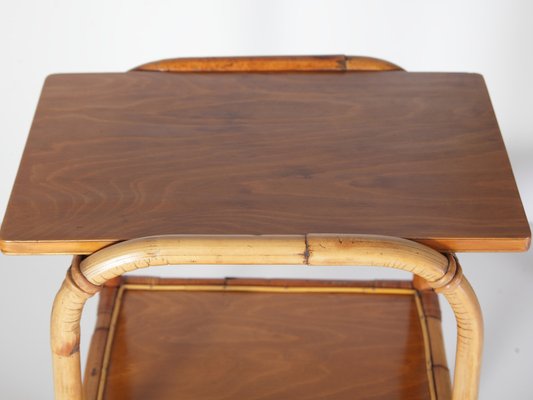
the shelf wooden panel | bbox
[85,278,447,400]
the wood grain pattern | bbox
[1,71,529,254]
[90,278,441,400]
[133,54,403,72]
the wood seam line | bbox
[341,55,347,71]
[303,235,311,264]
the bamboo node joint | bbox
[431,254,464,293]
[69,256,101,295]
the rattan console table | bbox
[0,55,529,400]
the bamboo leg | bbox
[306,236,483,400]
[413,256,483,400]
[51,256,101,400]
[436,256,483,400]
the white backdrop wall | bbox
[0,1,532,398]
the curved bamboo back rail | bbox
[132,55,404,72]
[51,234,482,400]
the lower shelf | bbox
[85,277,451,400]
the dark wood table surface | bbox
[0,71,529,254]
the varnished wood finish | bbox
[133,54,404,72]
[85,277,444,400]
[51,234,481,400]
[1,71,529,254]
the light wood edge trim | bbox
[132,55,403,72]
[90,282,435,400]
[0,239,114,255]
[414,236,531,253]
[2,235,529,255]
[51,234,482,400]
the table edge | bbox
[0,236,530,255]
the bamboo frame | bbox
[51,234,483,400]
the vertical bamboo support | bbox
[51,234,483,400]
[51,256,101,400]
[435,256,483,400]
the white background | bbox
[1,1,532,398]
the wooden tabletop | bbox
[0,71,529,254]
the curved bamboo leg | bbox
[435,256,483,400]
[306,235,483,400]
[51,256,101,400]
[51,234,482,400]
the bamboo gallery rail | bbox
[50,234,483,400]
